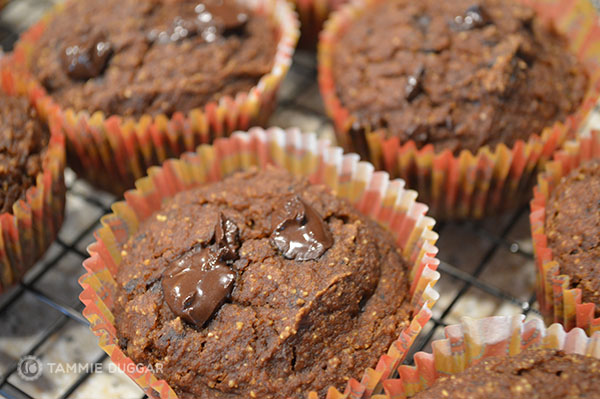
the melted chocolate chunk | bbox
[147,0,248,44]
[215,213,240,261]
[405,66,425,102]
[270,196,333,261]
[61,32,112,80]
[162,215,241,328]
[162,247,235,327]
[451,4,490,31]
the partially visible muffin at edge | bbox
[28,0,278,118]
[0,94,50,213]
[113,167,413,398]
[545,159,600,316]
[413,348,600,399]
[331,0,588,154]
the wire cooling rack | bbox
[0,1,598,398]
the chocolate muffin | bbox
[331,0,588,154]
[113,167,413,398]
[29,0,278,118]
[413,349,600,398]
[0,95,50,213]
[545,159,600,314]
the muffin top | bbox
[0,95,49,214]
[29,0,277,118]
[545,159,600,314]
[113,167,412,398]
[331,0,587,154]
[413,349,600,399]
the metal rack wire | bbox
[0,0,577,398]
[407,208,539,361]
[0,174,115,399]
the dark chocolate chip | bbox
[61,32,112,80]
[405,66,425,102]
[162,247,235,328]
[270,196,333,261]
[215,212,240,261]
[451,4,490,31]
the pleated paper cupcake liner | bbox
[78,126,441,398]
[333,315,600,399]
[294,0,348,48]
[530,129,600,334]
[14,0,299,196]
[0,64,66,293]
[318,0,600,220]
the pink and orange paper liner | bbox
[312,315,600,399]
[0,64,66,293]
[530,129,600,334]
[14,0,299,196]
[79,126,441,398]
[318,0,600,219]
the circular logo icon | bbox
[17,355,43,381]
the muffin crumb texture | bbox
[113,167,412,398]
[0,95,49,213]
[545,159,600,315]
[413,349,600,398]
[332,0,588,153]
[30,0,277,118]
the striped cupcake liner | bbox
[294,0,348,48]
[325,315,600,399]
[78,126,441,398]
[530,129,600,334]
[318,0,600,220]
[14,0,299,196]
[0,64,66,293]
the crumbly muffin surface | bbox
[30,0,277,118]
[545,159,600,314]
[113,167,412,398]
[414,349,600,399]
[332,0,587,154]
[0,95,49,213]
